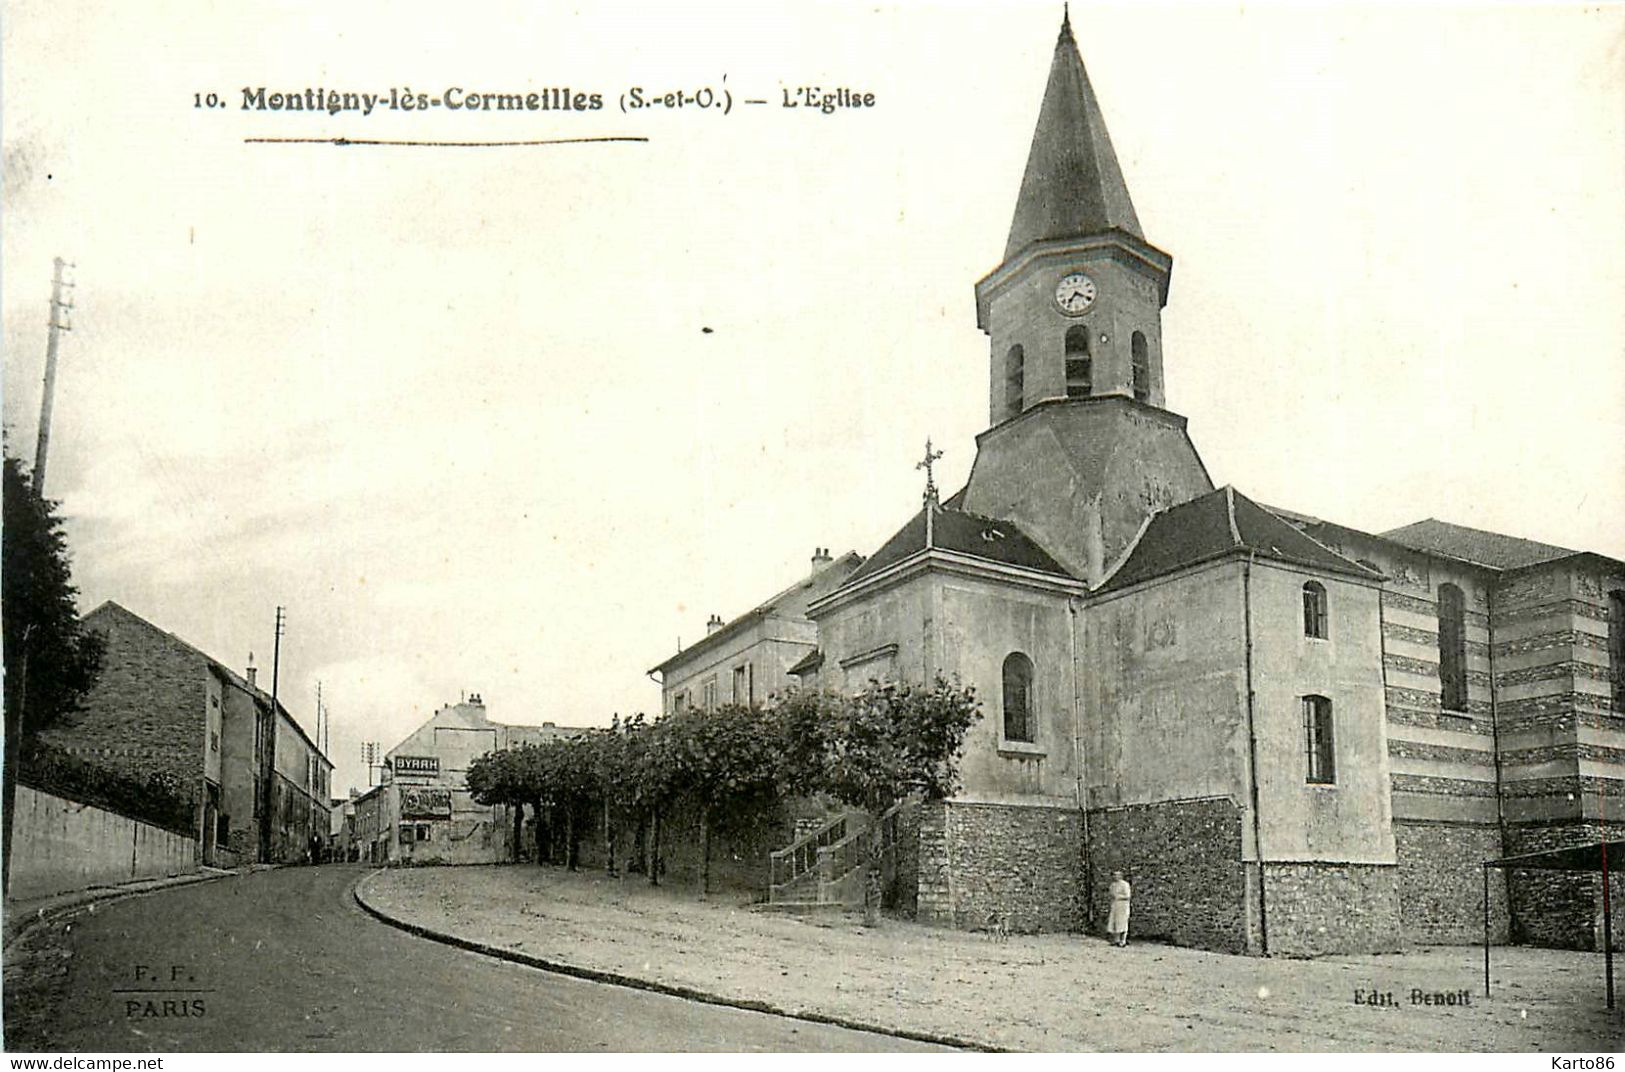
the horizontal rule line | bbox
[243,135,650,148]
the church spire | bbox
[1004,11,1143,259]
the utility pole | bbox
[259,606,286,862]
[33,257,75,495]
[271,606,286,715]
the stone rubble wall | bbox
[1393,820,1510,944]
[1085,796,1248,953]
[916,799,1083,933]
[1263,861,1403,956]
[1504,820,1625,951]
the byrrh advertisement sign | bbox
[392,755,440,775]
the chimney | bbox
[246,654,258,689]
[706,613,724,635]
[811,546,833,575]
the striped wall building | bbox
[1286,518,1625,949]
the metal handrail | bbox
[769,816,847,886]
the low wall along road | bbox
[7,784,197,900]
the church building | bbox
[658,14,1625,956]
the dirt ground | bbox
[361,864,1622,1052]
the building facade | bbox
[360,696,590,866]
[649,549,863,714]
[46,601,332,867]
[660,15,1624,955]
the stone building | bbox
[48,601,333,866]
[659,14,1624,955]
[360,696,590,865]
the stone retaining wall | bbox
[1263,862,1403,956]
[1505,820,1625,951]
[1086,796,1247,953]
[1393,820,1510,944]
[915,800,1082,933]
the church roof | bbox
[843,505,1075,587]
[1379,519,1578,571]
[1004,12,1143,260]
[1098,487,1379,594]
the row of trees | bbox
[466,678,981,916]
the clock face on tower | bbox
[1055,272,1097,315]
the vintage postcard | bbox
[3,0,1622,1058]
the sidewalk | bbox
[3,865,251,953]
[359,864,1621,1052]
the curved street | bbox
[3,865,943,1052]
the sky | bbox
[4,1,1623,798]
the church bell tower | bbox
[974,12,1173,425]
[960,13,1211,585]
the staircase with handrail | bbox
[765,799,909,909]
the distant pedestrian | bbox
[1107,871,1132,947]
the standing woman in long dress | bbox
[1107,871,1132,947]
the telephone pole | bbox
[33,258,75,495]
[259,606,286,862]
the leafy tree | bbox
[538,735,599,871]
[511,743,553,865]
[469,678,975,912]
[473,736,603,869]
[467,746,530,862]
[785,678,980,922]
[661,703,784,895]
[622,715,681,885]
[584,719,633,875]
[2,451,104,892]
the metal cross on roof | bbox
[917,437,944,507]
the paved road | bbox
[5,865,944,1052]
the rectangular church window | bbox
[1302,581,1328,639]
[1303,695,1334,784]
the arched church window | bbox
[1131,332,1150,402]
[1002,652,1035,743]
[1303,695,1335,784]
[1005,345,1025,416]
[1438,584,1468,712]
[1302,581,1328,639]
[1065,326,1092,398]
